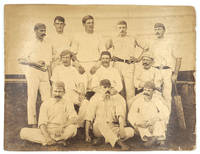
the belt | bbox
[113,57,131,64]
[154,66,171,69]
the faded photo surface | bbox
[4,5,196,151]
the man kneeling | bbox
[85,79,134,150]
[128,81,169,147]
[20,81,78,146]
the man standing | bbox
[72,15,106,90]
[85,79,134,150]
[106,20,147,104]
[128,81,169,147]
[20,81,78,146]
[18,23,52,127]
[149,23,182,114]
[90,51,123,94]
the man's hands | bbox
[54,126,64,138]
[45,136,56,145]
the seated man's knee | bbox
[125,127,135,138]
[20,127,30,139]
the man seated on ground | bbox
[20,81,78,146]
[85,79,134,150]
[128,81,169,147]
[90,51,123,95]
[51,50,87,127]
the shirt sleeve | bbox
[38,102,49,127]
[112,69,123,92]
[51,67,60,82]
[128,99,141,127]
[115,95,126,120]
[154,68,162,89]
[66,102,78,120]
[91,70,100,90]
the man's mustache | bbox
[144,92,150,96]
[143,63,149,66]
[155,32,160,35]
[54,96,62,99]
[41,34,46,37]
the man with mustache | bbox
[18,23,52,128]
[85,79,134,150]
[105,20,148,107]
[72,15,106,90]
[90,51,122,94]
[128,81,169,147]
[134,52,162,96]
[20,81,78,146]
[149,23,182,114]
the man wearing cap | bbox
[149,23,182,114]
[134,52,162,96]
[90,51,123,94]
[106,20,148,105]
[20,81,78,146]
[128,81,169,147]
[72,15,106,90]
[51,50,87,127]
[18,23,52,128]
[85,79,134,150]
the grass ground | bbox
[4,82,196,151]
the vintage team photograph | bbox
[4,4,196,151]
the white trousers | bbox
[113,62,135,108]
[137,120,167,141]
[25,68,51,125]
[20,125,77,145]
[93,121,134,147]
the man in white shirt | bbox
[20,81,78,146]
[106,20,148,105]
[72,15,106,90]
[85,79,134,150]
[128,81,169,147]
[18,23,52,127]
[90,51,123,94]
[149,23,182,114]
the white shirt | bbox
[134,67,162,89]
[38,97,77,128]
[128,93,169,127]
[73,32,105,62]
[149,37,177,69]
[48,32,72,60]
[86,93,126,124]
[23,38,52,66]
[91,65,123,92]
[51,65,82,91]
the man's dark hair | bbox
[60,50,72,58]
[117,20,127,27]
[100,51,112,59]
[34,23,46,31]
[82,15,94,25]
[154,23,165,31]
[54,16,65,23]
[100,79,111,88]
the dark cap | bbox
[154,23,165,30]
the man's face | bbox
[154,27,165,39]
[52,86,65,100]
[117,24,127,37]
[84,19,94,33]
[54,19,65,34]
[61,54,71,67]
[101,55,111,68]
[142,57,153,70]
[35,27,46,40]
[143,87,154,100]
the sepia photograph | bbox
[4,4,196,151]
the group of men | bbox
[19,15,182,150]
